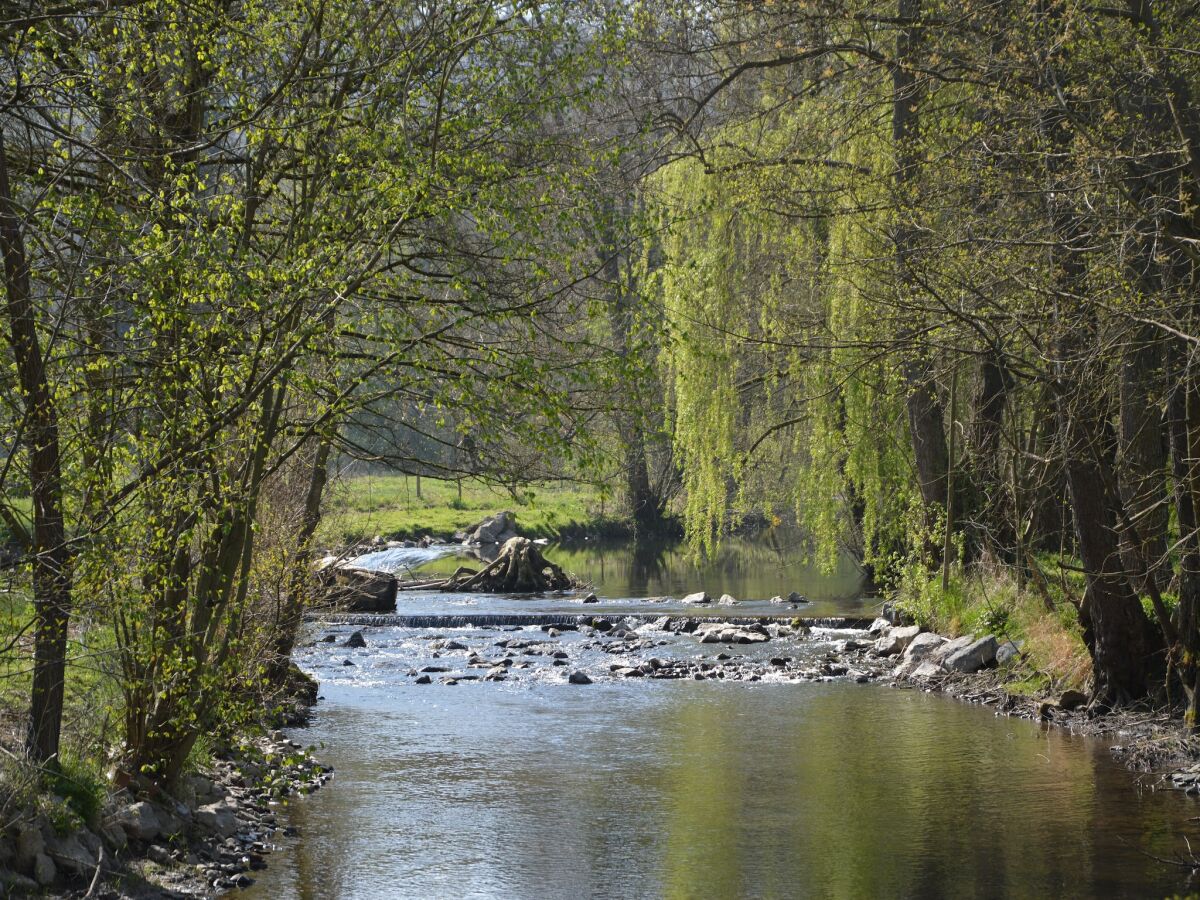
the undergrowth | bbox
[895,555,1092,693]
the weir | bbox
[308,612,875,630]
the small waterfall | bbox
[348,544,460,573]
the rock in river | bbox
[344,630,367,649]
[695,623,770,645]
[682,591,711,604]
[568,671,593,685]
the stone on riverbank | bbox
[114,801,166,842]
[195,801,240,839]
[996,640,1023,666]
[903,632,947,662]
[457,511,518,546]
[872,625,920,657]
[45,832,97,876]
[867,617,891,635]
[943,635,998,673]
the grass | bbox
[0,576,120,835]
[320,474,607,544]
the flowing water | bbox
[243,536,1200,899]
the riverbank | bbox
[321,475,612,544]
[829,615,1200,790]
[0,700,331,897]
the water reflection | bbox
[404,530,868,607]
[244,682,1197,900]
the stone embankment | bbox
[0,733,331,897]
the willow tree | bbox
[638,0,1198,706]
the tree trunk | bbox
[1057,386,1159,704]
[893,0,950,518]
[1169,351,1200,726]
[601,198,664,534]
[271,436,333,684]
[1118,325,1169,590]
[963,351,1015,562]
[0,134,72,765]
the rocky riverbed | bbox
[302,614,895,693]
[302,610,1200,799]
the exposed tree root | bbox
[398,537,578,593]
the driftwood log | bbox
[398,537,577,593]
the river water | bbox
[242,538,1200,899]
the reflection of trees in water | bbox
[629,538,670,596]
[412,529,867,600]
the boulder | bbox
[194,801,240,839]
[45,832,97,876]
[681,591,711,604]
[996,640,1023,666]
[461,511,518,546]
[14,822,44,871]
[695,623,770,645]
[33,852,55,886]
[320,566,397,613]
[0,871,38,894]
[867,617,891,635]
[872,625,921,657]
[910,661,945,680]
[717,593,739,605]
[113,801,164,842]
[344,630,367,649]
[930,634,975,665]
[770,591,807,604]
[1058,689,1089,711]
[99,823,127,852]
[568,671,592,685]
[582,593,599,604]
[944,635,998,673]
[902,632,947,662]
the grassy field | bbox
[320,474,609,543]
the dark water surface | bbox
[245,539,1200,899]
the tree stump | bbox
[397,537,577,593]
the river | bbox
[242,537,1200,899]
